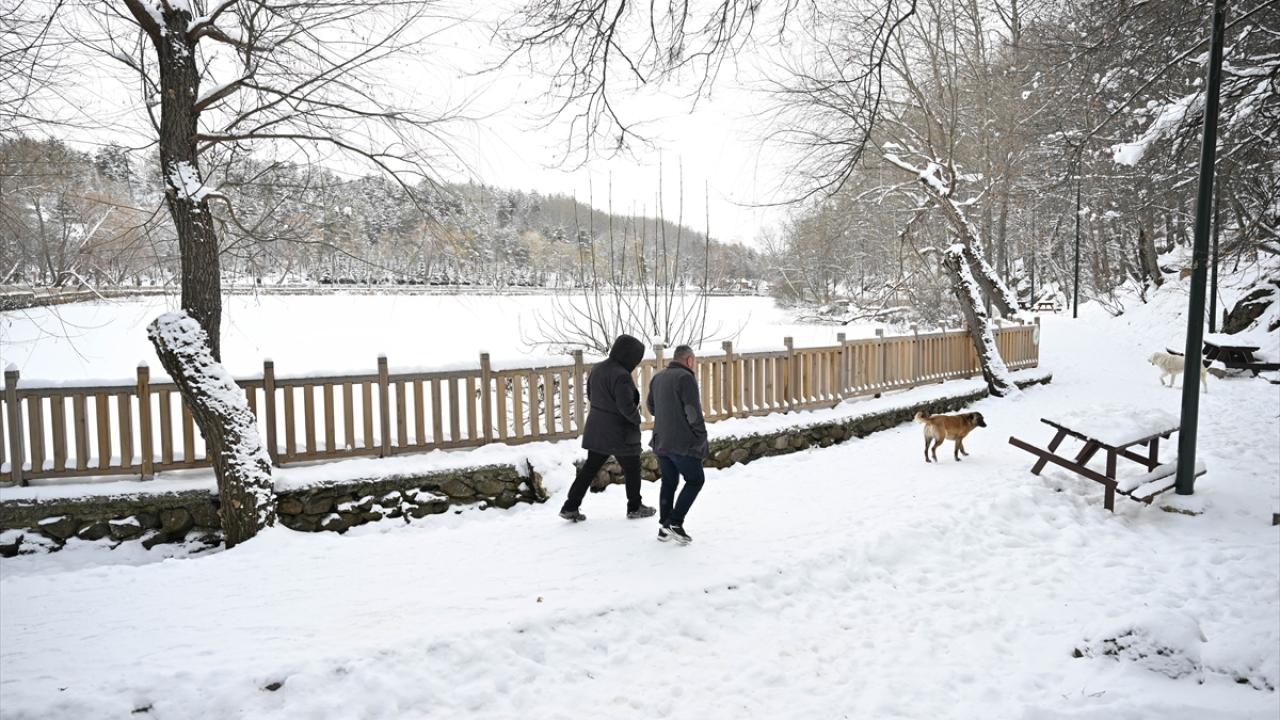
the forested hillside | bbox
[0,137,763,291]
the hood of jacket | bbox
[607,334,646,372]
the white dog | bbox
[1148,351,1208,393]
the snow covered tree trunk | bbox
[151,3,223,360]
[1138,227,1163,288]
[943,245,1018,397]
[148,312,275,548]
[886,156,1025,319]
[932,195,1023,318]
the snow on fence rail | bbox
[1,322,1039,485]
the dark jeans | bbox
[562,451,643,512]
[658,454,705,527]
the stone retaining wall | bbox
[275,463,545,533]
[0,463,545,557]
[0,489,223,555]
[585,374,1052,491]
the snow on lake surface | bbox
[0,283,1277,719]
[0,293,879,383]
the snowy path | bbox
[2,306,1278,719]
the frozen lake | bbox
[1,293,876,383]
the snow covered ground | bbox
[1,289,1277,719]
[0,293,880,383]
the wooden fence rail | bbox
[1,321,1040,485]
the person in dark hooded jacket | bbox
[559,334,657,521]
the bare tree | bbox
[503,1,1042,394]
[526,174,728,353]
[881,154,1022,318]
[0,0,67,135]
[0,137,160,288]
[91,0,459,356]
[48,0,467,545]
[771,0,1026,392]
[503,0,930,353]
[500,0,815,163]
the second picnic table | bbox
[1008,408,1206,511]
[1202,336,1280,377]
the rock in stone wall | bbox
[0,489,223,556]
[0,463,546,556]
[583,374,1051,490]
[274,464,546,533]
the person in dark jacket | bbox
[645,344,708,545]
[559,334,657,522]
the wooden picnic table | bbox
[1020,299,1059,312]
[1008,410,1205,511]
[1202,338,1279,376]
[1164,338,1279,378]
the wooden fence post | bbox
[911,324,921,384]
[262,360,279,466]
[722,340,736,417]
[377,355,391,458]
[479,352,493,443]
[1004,321,1014,368]
[5,367,23,486]
[778,335,788,409]
[874,328,886,397]
[1032,316,1041,367]
[572,349,585,432]
[942,328,952,380]
[836,332,847,401]
[137,364,154,480]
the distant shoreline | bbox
[0,285,764,312]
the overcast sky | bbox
[421,3,795,249]
[37,1,797,249]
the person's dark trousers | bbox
[562,451,643,513]
[658,454,705,527]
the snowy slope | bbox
[0,291,1276,719]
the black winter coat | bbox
[646,361,709,459]
[581,334,646,456]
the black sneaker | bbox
[627,504,656,519]
[668,525,692,545]
[657,525,672,542]
[559,509,586,522]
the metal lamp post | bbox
[1209,185,1221,333]
[1176,0,1228,496]
[1073,173,1081,319]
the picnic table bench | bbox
[1008,409,1206,511]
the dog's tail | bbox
[913,411,928,423]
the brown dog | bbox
[914,411,987,463]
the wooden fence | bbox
[1,321,1039,485]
